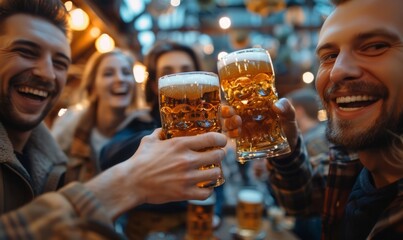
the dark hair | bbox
[144,41,202,104]
[0,0,69,35]
[286,88,322,121]
[331,0,351,6]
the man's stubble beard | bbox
[0,99,52,132]
[326,107,403,152]
[0,73,58,132]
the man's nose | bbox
[329,51,363,83]
[32,56,56,81]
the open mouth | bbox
[335,95,379,111]
[17,86,49,101]
[110,85,130,96]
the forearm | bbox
[267,136,323,215]
[84,161,143,220]
[87,130,228,220]
[0,182,119,239]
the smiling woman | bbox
[51,48,144,182]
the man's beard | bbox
[0,97,51,132]
[326,108,403,151]
[0,73,56,132]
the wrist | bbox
[85,162,143,220]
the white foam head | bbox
[238,189,263,204]
[158,71,219,89]
[217,48,269,70]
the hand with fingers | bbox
[220,99,300,154]
[220,104,242,138]
[272,98,300,152]
[86,128,228,220]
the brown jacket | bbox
[0,122,121,239]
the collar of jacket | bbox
[0,121,68,195]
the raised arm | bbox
[85,128,227,219]
[267,98,326,216]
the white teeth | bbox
[112,86,129,94]
[339,107,361,112]
[18,87,49,98]
[336,95,375,104]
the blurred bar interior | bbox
[50,0,334,126]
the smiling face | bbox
[151,50,197,97]
[315,0,403,150]
[94,53,135,110]
[0,14,71,132]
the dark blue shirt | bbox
[343,168,398,239]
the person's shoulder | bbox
[51,103,88,134]
[117,109,156,132]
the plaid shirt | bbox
[267,136,403,239]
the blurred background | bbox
[49,0,334,125]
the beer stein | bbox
[158,71,225,187]
[217,48,291,162]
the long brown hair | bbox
[331,0,352,6]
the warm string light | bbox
[66,2,116,53]
[133,63,148,83]
[64,1,73,11]
[95,34,115,53]
[219,16,231,30]
[302,71,314,84]
[69,8,89,31]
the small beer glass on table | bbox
[232,187,266,239]
[186,194,216,240]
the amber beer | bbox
[217,48,290,162]
[186,194,215,240]
[236,188,264,237]
[158,71,225,188]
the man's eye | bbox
[362,42,389,55]
[122,68,133,76]
[181,66,194,72]
[103,71,114,77]
[54,60,69,70]
[319,53,338,63]
[14,48,36,57]
[161,71,174,76]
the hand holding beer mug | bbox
[159,71,225,188]
[217,48,291,162]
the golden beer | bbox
[217,48,290,162]
[186,195,215,240]
[159,71,225,188]
[236,188,264,237]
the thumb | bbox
[273,98,300,150]
[273,98,296,121]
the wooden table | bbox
[213,216,299,240]
[143,209,299,240]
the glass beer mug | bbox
[158,71,225,188]
[236,187,265,239]
[217,48,291,162]
[186,194,216,240]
